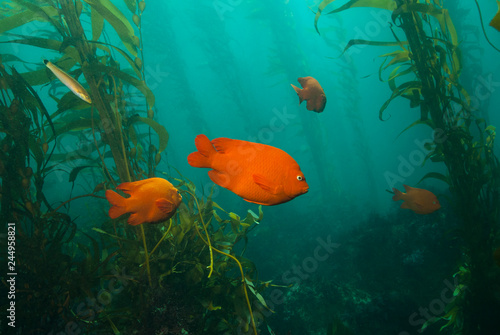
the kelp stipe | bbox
[314,0,500,333]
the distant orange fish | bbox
[490,1,500,32]
[291,76,327,113]
[105,178,182,225]
[187,134,309,205]
[392,185,440,214]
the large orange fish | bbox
[291,76,327,113]
[187,134,309,205]
[392,185,440,215]
[105,178,182,225]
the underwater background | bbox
[1,0,500,334]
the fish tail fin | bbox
[392,188,404,201]
[105,190,127,218]
[290,84,304,104]
[188,134,216,168]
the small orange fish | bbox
[392,185,440,215]
[490,1,500,32]
[105,178,182,225]
[187,134,309,206]
[291,76,327,113]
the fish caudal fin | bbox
[188,134,216,168]
[290,84,304,104]
[105,190,127,219]
[392,188,404,201]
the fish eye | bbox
[297,175,304,181]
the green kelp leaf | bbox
[28,136,44,167]
[339,39,407,56]
[379,81,421,120]
[381,50,410,70]
[1,34,81,63]
[245,278,274,312]
[0,53,27,63]
[315,0,397,33]
[395,119,435,141]
[85,63,154,107]
[89,40,142,79]
[128,116,168,153]
[326,0,396,14]
[69,165,98,183]
[91,5,105,43]
[83,0,138,57]
[123,0,137,13]
[16,0,65,36]
[314,0,336,34]
[8,67,56,141]
[418,172,450,185]
[0,10,39,34]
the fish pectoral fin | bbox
[414,202,425,210]
[208,170,231,188]
[156,198,174,213]
[127,213,144,226]
[400,201,410,209]
[253,174,282,194]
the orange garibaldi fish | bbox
[105,178,182,225]
[392,185,440,215]
[291,76,327,113]
[187,134,309,206]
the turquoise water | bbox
[1,0,500,334]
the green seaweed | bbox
[0,1,267,334]
[315,0,500,333]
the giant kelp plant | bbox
[315,0,500,333]
[0,1,270,334]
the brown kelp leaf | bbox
[315,0,397,34]
[132,14,140,27]
[138,1,146,13]
[83,0,138,57]
[128,116,168,153]
[134,57,142,70]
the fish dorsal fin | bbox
[117,179,151,195]
[253,174,282,194]
[211,138,237,154]
[297,77,308,87]
[403,184,413,192]
[156,198,174,214]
